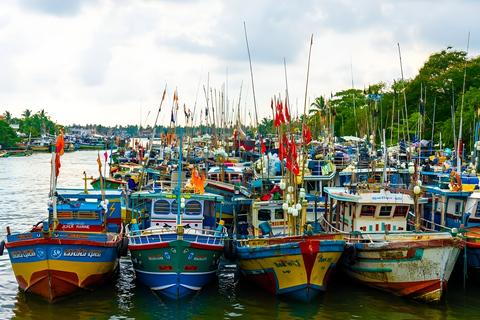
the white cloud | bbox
[0,0,479,128]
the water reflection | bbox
[4,151,480,319]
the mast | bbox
[458,32,470,171]
[138,85,167,190]
[300,34,314,190]
[431,97,436,143]
[176,129,184,240]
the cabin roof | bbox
[425,186,474,197]
[208,166,244,174]
[324,187,413,205]
[129,190,225,202]
[56,188,123,199]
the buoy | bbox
[450,171,462,191]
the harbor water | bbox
[2,151,480,319]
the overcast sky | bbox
[0,0,478,128]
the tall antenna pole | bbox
[350,55,357,138]
[398,43,411,158]
[243,22,262,171]
[300,35,314,189]
[457,31,470,171]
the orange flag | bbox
[97,153,102,173]
[54,130,65,177]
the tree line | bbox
[3,47,480,151]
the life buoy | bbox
[450,171,462,191]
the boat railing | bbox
[128,227,224,245]
[147,180,188,193]
[331,156,351,170]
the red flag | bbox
[278,100,285,123]
[291,137,297,160]
[306,126,312,144]
[274,109,280,127]
[286,155,292,170]
[284,98,290,122]
[261,140,266,154]
[279,141,285,160]
[104,151,108,163]
[270,98,273,110]
[292,161,300,175]
[283,133,289,151]
[303,123,312,145]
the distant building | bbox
[69,126,94,136]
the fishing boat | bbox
[29,136,52,152]
[323,186,464,302]
[126,130,227,300]
[91,176,127,189]
[127,190,226,300]
[235,200,345,302]
[3,150,126,302]
[78,136,107,150]
[422,184,480,280]
[204,164,254,219]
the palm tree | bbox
[2,111,11,123]
[22,109,32,119]
[37,109,48,120]
[309,96,326,113]
[308,96,326,139]
[260,117,274,135]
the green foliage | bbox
[0,119,19,148]
[306,47,480,154]
[259,117,274,135]
[2,111,11,123]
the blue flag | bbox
[419,99,424,116]
[171,111,175,123]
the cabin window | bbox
[475,203,480,218]
[153,200,170,214]
[171,201,178,213]
[360,205,376,216]
[394,206,409,217]
[258,209,271,221]
[185,201,202,216]
[378,206,392,217]
[274,208,284,220]
[230,173,239,180]
[455,202,461,216]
